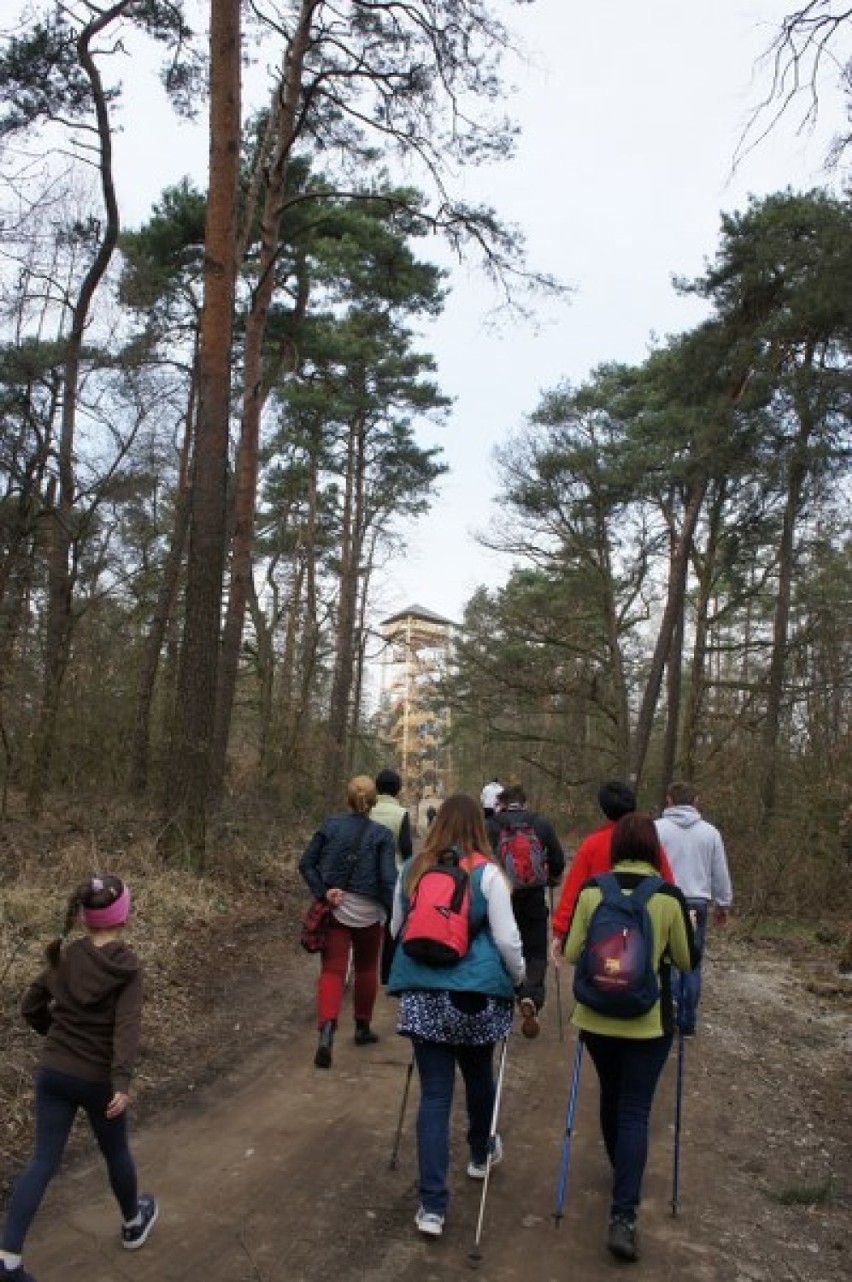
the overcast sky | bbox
[110,1,850,629]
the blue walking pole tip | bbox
[468,1247,483,1266]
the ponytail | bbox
[45,884,86,969]
[44,873,127,968]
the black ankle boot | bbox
[314,1021,335,1068]
[607,1214,639,1262]
[354,1020,379,1046]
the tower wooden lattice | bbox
[379,604,454,804]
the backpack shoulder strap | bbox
[499,810,526,831]
[628,874,664,909]
[460,852,490,890]
[594,872,621,901]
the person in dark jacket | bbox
[299,775,397,1069]
[387,794,525,1238]
[486,784,566,1038]
[371,769,413,987]
[0,875,157,1282]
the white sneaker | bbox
[415,1206,445,1237]
[467,1134,503,1179]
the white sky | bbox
[107,0,850,627]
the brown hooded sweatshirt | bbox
[20,937,143,1092]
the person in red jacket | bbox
[550,781,675,956]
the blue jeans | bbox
[2,1069,138,1253]
[675,899,708,1032]
[583,1032,673,1219]
[412,1039,496,1216]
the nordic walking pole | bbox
[468,1035,510,1266]
[552,1035,583,1226]
[548,886,565,1043]
[389,1050,415,1170]
[671,976,686,1215]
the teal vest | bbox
[387,858,515,999]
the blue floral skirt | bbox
[397,989,513,1045]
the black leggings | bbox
[512,889,549,1008]
[2,1068,138,1253]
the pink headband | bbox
[81,884,131,930]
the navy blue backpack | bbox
[572,873,663,1018]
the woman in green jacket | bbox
[560,812,698,1263]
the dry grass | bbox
[0,801,308,1198]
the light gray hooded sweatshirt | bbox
[654,805,733,906]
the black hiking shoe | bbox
[315,1021,335,1068]
[0,1265,37,1281]
[354,1021,379,1045]
[607,1214,639,1262]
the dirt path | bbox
[18,932,852,1282]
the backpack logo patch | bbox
[572,874,663,1017]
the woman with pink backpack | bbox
[387,794,525,1238]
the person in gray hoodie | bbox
[655,782,733,1034]
[1,874,157,1282]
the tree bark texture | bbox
[210,4,315,803]
[760,364,814,818]
[325,413,367,804]
[162,0,241,862]
[629,479,707,791]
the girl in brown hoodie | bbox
[0,875,158,1282]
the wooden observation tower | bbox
[379,604,454,804]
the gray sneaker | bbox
[607,1213,639,1261]
[467,1133,504,1179]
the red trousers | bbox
[317,918,383,1027]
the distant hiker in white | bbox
[479,779,503,819]
[654,782,733,1035]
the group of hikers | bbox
[0,770,732,1280]
[296,769,732,1260]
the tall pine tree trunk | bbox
[661,560,685,808]
[598,514,631,774]
[630,480,706,791]
[27,5,130,817]
[129,351,196,794]
[210,5,314,803]
[325,414,367,805]
[162,0,241,863]
[760,366,813,818]
[682,483,725,779]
